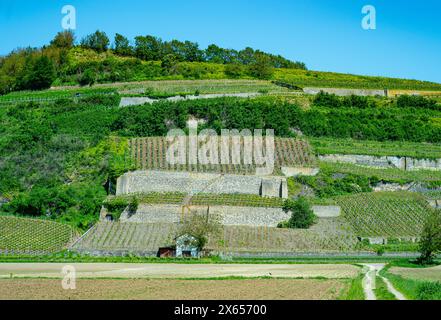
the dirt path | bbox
[362,264,406,300]
[362,264,379,300]
[0,263,359,279]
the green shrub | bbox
[281,197,316,229]
[417,282,441,300]
[79,68,96,86]
[397,95,438,110]
[224,64,245,78]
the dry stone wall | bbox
[120,204,289,227]
[303,87,386,97]
[120,204,341,226]
[116,170,288,198]
[319,154,441,171]
[119,93,261,107]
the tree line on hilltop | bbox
[0,30,307,94]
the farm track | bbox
[0,263,359,279]
[362,264,406,300]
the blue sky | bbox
[1,0,440,83]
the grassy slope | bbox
[339,274,365,300]
[382,268,441,300]
[374,276,397,300]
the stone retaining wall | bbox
[303,87,386,97]
[120,203,341,226]
[120,204,289,227]
[319,154,441,171]
[119,93,261,107]
[311,206,341,218]
[116,170,288,198]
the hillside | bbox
[0,215,77,254]
[2,30,441,97]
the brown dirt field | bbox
[0,278,348,300]
[389,265,441,282]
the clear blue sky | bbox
[1,0,440,83]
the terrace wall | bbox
[116,170,288,198]
[303,87,386,97]
[120,204,341,226]
[319,154,441,171]
[120,204,289,227]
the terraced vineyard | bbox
[72,218,358,254]
[106,192,285,209]
[424,190,441,200]
[320,161,441,183]
[336,192,431,238]
[0,87,116,105]
[273,68,441,91]
[0,216,77,254]
[129,137,316,175]
[72,222,176,253]
[209,218,358,252]
[115,79,290,95]
[310,137,441,159]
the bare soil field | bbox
[0,278,347,300]
[0,263,360,279]
[389,265,441,282]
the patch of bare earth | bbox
[0,279,347,300]
[389,266,441,282]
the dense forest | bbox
[0,30,306,94]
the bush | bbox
[224,64,244,78]
[295,171,373,198]
[417,282,441,300]
[397,95,438,110]
[79,68,96,86]
[248,53,274,80]
[281,197,316,229]
[313,91,341,108]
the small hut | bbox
[175,234,199,258]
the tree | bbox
[161,54,179,74]
[418,209,441,265]
[81,30,110,53]
[177,212,222,250]
[114,33,132,56]
[281,197,317,229]
[79,68,96,86]
[224,63,244,78]
[248,53,274,79]
[238,47,256,65]
[182,41,204,62]
[134,35,163,61]
[50,30,75,49]
[18,55,56,90]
